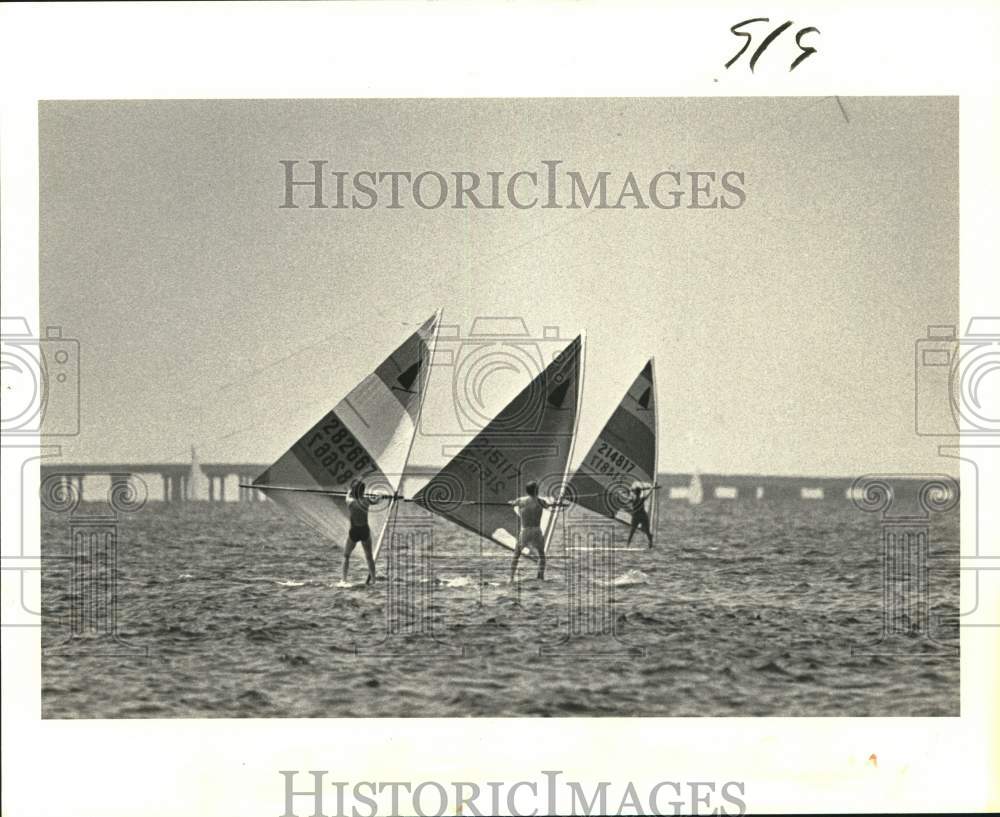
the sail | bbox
[252,313,439,552]
[412,336,582,555]
[567,359,658,528]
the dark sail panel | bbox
[412,337,582,554]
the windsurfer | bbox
[508,480,551,581]
[626,485,654,548]
[344,480,378,585]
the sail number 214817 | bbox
[589,441,637,476]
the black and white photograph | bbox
[1,4,997,816]
[33,97,960,718]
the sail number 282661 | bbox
[302,415,373,484]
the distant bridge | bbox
[38,462,268,503]
[36,463,941,504]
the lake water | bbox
[41,494,960,718]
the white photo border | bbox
[1,2,997,815]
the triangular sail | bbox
[252,314,439,554]
[567,358,658,528]
[412,336,582,555]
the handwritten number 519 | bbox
[726,18,819,72]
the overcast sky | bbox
[39,97,958,476]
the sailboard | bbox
[566,358,659,530]
[411,336,582,557]
[251,313,439,559]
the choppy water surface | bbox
[41,498,959,717]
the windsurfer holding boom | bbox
[343,480,379,585]
[508,480,553,582]
[626,485,655,548]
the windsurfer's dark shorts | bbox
[630,511,650,531]
[348,525,371,542]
